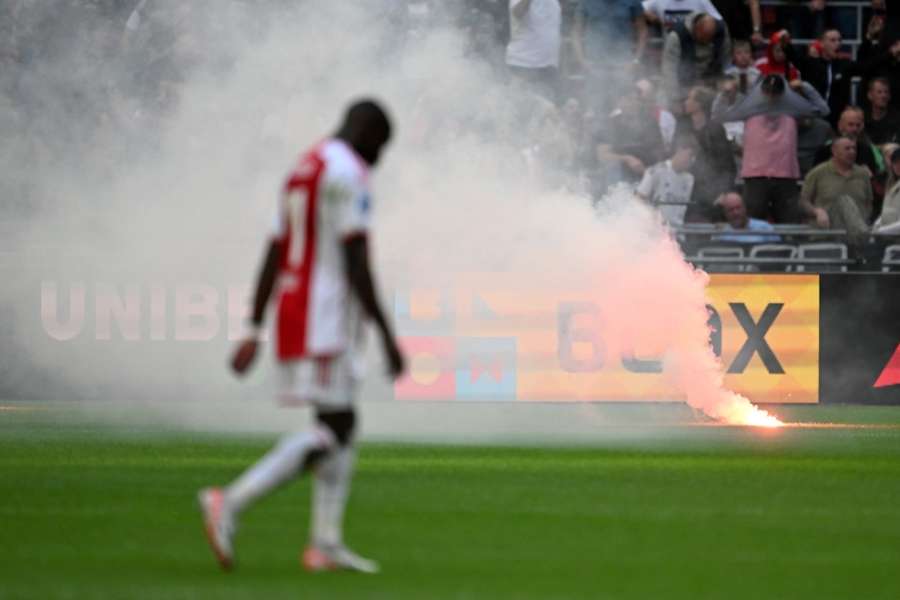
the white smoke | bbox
[1,1,777,433]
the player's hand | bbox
[814,207,830,229]
[751,31,765,47]
[383,337,406,380]
[231,337,259,376]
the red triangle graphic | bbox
[874,344,900,388]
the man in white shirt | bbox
[643,0,722,32]
[635,137,697,226]
[506,0,562,102]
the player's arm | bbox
[342,235,405,379]
[231,239,281,376]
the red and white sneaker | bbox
[302,544,380,574]
[198,487,235,571]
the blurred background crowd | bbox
[3,1,900,265]
[490,0,900,244]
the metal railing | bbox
[760,0,872,58]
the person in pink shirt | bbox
[719,74,829,222]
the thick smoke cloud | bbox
[1,1,776,435]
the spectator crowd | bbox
[3,0,900,253]
[501,0,900,248]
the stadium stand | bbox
[2,0,898,273]
[696,245,746,272]
[748,243,798,272]
[796,242,850,272]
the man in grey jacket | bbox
[718,74,829,222]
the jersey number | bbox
[285,188,309,268]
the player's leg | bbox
[309,410,356,551]
[224,425,336,514]
[199,359,336,570]
[303,409,379,574]
[302,356,379,574]
[199,424,337,570]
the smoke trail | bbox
[1,2,779,429]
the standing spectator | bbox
[711,0,763,46]
[635,77,677,151]
[661,12,731,112]
[784,0,839,41]
[797,116,834,177]
[505,0,562,103]
[714,192,780,243]
[720,75,829,223]
[635,136,697,227]
[858,16,900,112]
[755,31,800,81]
[872,0,900,45]
[523,99,577,189]
[593,85,666,187]
[780,28,862,126]
[800,136,873,243]
[874,147,900,232]
[871,0,900,48]
[865,77,900,145]
[724,40,760,94]
[706,46,749,169]
[711,76,747,164]
[814,107,884,179]
[676,85,736,221]
[572,0,647,66]
[571,0,647,113]
[642,0,722,33]
[712,75,743,121]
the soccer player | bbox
[198,99,405,574]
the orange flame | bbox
[733,406,783,428]
[713,393,784,428]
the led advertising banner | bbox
[8,270,898,405]
[819,274,900,404]
[393,274,820,403]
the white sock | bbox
[224,426,335,515]
[311,444,355,549]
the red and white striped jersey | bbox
[271,138,371,361]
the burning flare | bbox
[711,392,784,428]
[664,324,785,428]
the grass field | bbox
[1,403,899,600]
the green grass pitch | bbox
[1,404,899,599]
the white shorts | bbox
[276,353,361,411]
